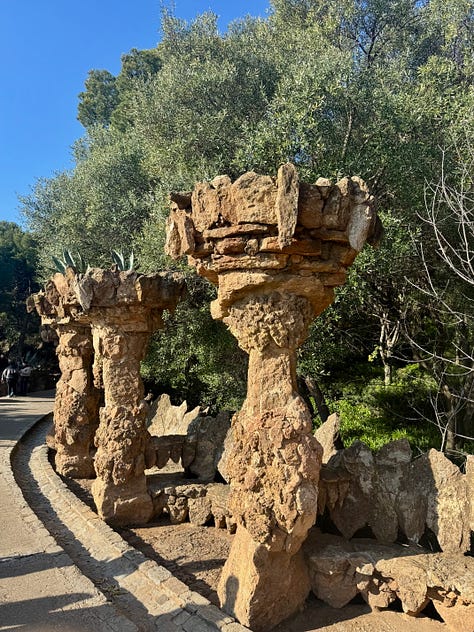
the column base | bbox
[91,477,153,526]
[55,452,96,479]
[218,525,311,631]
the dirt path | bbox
[67,471,447,632]
[117,519,446,632]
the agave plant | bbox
[111,250,136,271]
[51,250,88,274]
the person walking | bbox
[19,363,33,395]
[2,363,18,397]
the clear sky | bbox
[0,1,271,226]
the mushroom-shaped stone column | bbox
[28,270,100,478]
[165,163,381,631]
[73,269,185,526]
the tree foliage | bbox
[0,222,40,357]
[19,0,474,444]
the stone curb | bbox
[23,416,250,632]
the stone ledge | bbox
[305,530,474,632]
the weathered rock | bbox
[218,526,311,632]
[397,448,471,553]
[320,439,471,554]
[151,434,195,469]
[465,454,474,532]
[167,495,189,524]
[329,441,374,539]
[52,323,101,478]
[188,496,213,526]
[29,271,100,478]
[187,412,231,481]
[77,268,185,526]
[305,530,474,631]
[314,412,343,464]
[207,483,234,531]
[166,164,378,630]
[369,439,412,543]
[147,393,201,437]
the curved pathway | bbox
[0,393,246,632]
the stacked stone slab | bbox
[28,269,100,478]
[72,268,185,526]
[305,530,474,632]
[165,163,380,631]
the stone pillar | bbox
[165,163,380,630]
[53,321,100,478]
[218,292,322,630]
[28,272,101,479]
[71,268,185,526]
[90,313,155,526]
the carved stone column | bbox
[73,269,185,526]
[89,310,157,526]
[53,321,100,477]
[165,163,380,630]
[28,272,100,478]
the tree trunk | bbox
[302,376,330,423]
[442,382,457,452]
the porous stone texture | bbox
[467,455,474,532]
[28,270,100,478]
[53,322,100,478]
[186,412,231,481]
[319,440,472,554]
[165,163,379,630]
[150,482,236,531]
[148,401,231,482]
[147,393,201,436]
[72,268,185,526]
[305,530,474,632]
[314,412,343,464]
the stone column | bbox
[218,292,322,630]
[71,268,185,526]
[165,162,380,630]
[53,320,100,478]
[90,312,156,526]
[28,272,101,479]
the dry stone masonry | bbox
[165,163,381,630]
[74,268,184,526]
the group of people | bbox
[1,362,33,397]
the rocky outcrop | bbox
[166,163,379,630]
[319,440,472,554]
[71,268,185,526]
[305,530,474,632]
[28,270,100,478]
[147,393,201,436]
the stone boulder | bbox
[320,440,472,554]
[305,530,474,632]
[314,412,343,464]
[186,411,231,481]
[147,393,201,436]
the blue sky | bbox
[0,1,271,226]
